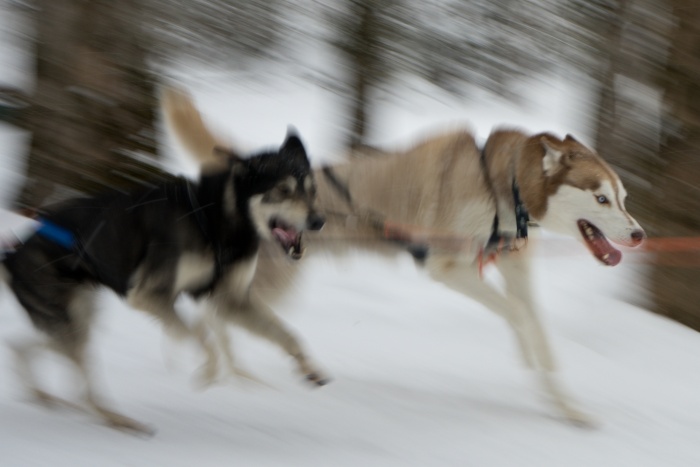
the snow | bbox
[2,17,700,467]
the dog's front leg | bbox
[496,251,594,427]
[213,294,330,387]
[426,253,592,426]
[196,308,270,387]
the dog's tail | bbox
[161,86,236,173]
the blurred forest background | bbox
[0,0,698,330]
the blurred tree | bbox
[10,0,289,212]
[146,0,286,67]
[325,0,401,149]
[573,0,700,330]
[321,0,639,150]
[13,0,166,211]
[647,0,700,330]
[587,0,671,209]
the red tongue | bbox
[587,236,622,266]
[578,219,622,266]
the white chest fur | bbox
[174,252,216,293]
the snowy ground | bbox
[2,31,700,466]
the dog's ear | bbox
[540,136,566,176]
[564,134,579,144]
[280,126,310,165]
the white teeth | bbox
[288,247,294,255]
[602,254,609,261]
[585,227,594,238]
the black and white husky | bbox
[0,109,327,433]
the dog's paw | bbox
[561,407,598,429]
[192,362,221,391]
[305,371,331,387]
[101,411,156,437]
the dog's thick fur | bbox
[0,110,327,432]
[165,92,645,426]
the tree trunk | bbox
[344,0,382,150]
[593,0,629,154]
[647,0,700,330]
[14,0,163,212]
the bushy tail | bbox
[161,87,234,173]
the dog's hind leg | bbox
[426,254,592,426]
[11,286,153,434]
[59,287,154,434]
[63,340,154,435]
[8,334,58,405]
[127,289,219,386]
[214,296,330,387]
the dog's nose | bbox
[307,213,325,231]
[630,229,646,246]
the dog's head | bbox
[216,128,324,260]
[527,134,645,266]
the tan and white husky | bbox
[163,89,645,426]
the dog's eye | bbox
[278,185,293,196]
[596,195,609,205]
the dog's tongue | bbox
[272,227,303,259]
[578,220,621,266]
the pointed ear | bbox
[281,126,309,162]
[540,136,564,175]
[564,134,579,144]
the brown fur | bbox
[317,130,496,256]
[483,129,623,224]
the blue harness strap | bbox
[35,218,77,249]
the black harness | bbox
[483,179,530,253]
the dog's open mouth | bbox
[270,218,304,260]
[577,219,621,266]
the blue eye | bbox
[596,195,609,204]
